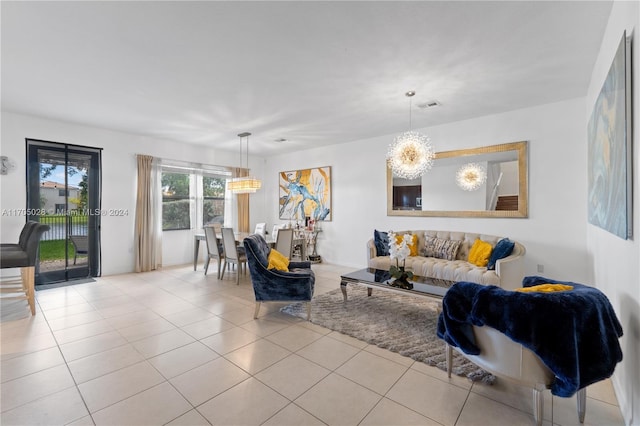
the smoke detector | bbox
[274,138,287,143]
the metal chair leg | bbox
[577,388,586,423]
[533,386,544,426]
[446,343,453,378]
[306,302,311,321]
[254,302,261,319]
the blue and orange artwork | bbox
[587,33,631,239]
[279,167,331,221]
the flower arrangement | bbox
[388,231,414,282]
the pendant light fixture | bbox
[228,132,262,194]
[456,163,487,191]
[387,91,435,179]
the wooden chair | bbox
[220,227,247,285]
[203,225,224,278]
[0,223,50,315]
[0,221,38,251]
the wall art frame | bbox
[587,31,633,239]
[279,166,332,221]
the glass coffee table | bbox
[340,268,455,302]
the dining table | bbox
[193,231,274,271]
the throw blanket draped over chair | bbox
[437,276,623,397]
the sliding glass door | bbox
[26,139,102,285]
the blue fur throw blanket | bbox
[437,276,623,397]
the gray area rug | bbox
[282,284,495,384]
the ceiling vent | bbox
[417,100,441,109]
[274,138,287,143]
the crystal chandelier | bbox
[456,163,487,191]
[387,91,434,180]
[228,132,262,194]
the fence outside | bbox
[39,215,88,241]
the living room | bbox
[1,1,638,425]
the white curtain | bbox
[134,155,162,272]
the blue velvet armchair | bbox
[243,234,315,320]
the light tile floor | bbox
[0,263,625,426]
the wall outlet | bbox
[537,264,544,273]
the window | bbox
[58,189,69,196]
[55,203,66,214]
[162,172,191,230]
[203,175,225,227]
[161,163,231,231]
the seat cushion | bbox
[0,250,29,268]
[368,255,500,285]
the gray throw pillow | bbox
[423,236,462,261]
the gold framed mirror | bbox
[387,141,528,218]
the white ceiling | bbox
[1,1,612,156]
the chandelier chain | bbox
[409,95,412,131]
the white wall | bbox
[0,111,265,275]
[585,2,639,424]
[264,97,589,283]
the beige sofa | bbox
[367,230,525,289]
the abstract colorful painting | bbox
[587,32,632,239]
[279,166,331,221]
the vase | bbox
[390,267,413,290]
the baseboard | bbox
[35,277,95,291]
[611,372,633,425]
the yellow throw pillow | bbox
[395,234,419,256]
[267,249,289,271]
[468,239,493,267]
[516,284,574,293]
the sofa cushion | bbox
[468,239,493,267]
[395,233,419,256]
[267,249,289,271]
[423,235,462,261]
[487,238,515,270]
[374,230,390,256]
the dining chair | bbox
[254,222,266,236]
[1,222,50,315]
[275,228,294,259]
[220,227,247,285]
[271,224,285,241]
[203,225,224,278]
[1,221,38,251]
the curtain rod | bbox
[135,154,232,175]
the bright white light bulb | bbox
[386,131,434,180]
